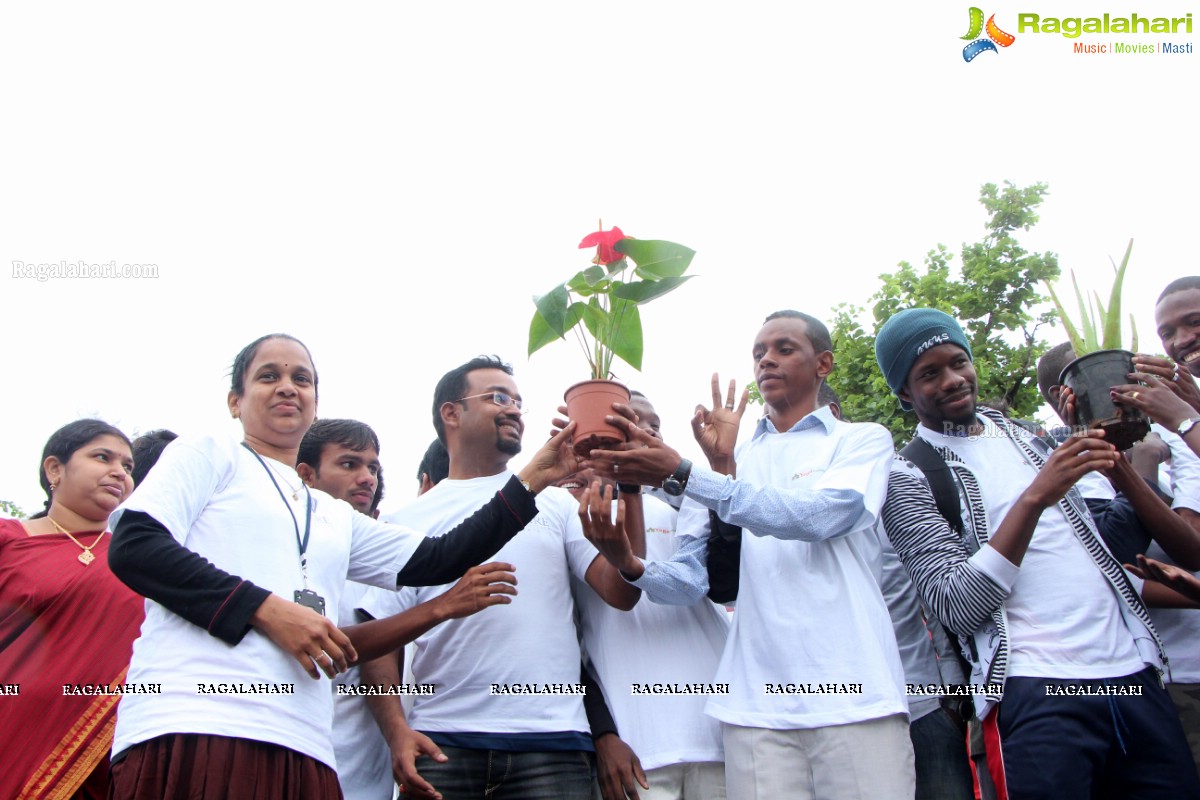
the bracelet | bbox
[617,483,642,495]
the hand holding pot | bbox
[586,415,684,487]
[1025,430,1119,509]
[1133,354,1200,414]
[1057,386,1078,429]
[1112,373,1196,433]
[516,421,579,494]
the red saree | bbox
[0,518,145,799]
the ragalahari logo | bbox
[962,7,1016,61]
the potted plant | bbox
[529,224,696,455]
[1045,238,1148,449]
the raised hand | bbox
[518,420,579,493]
[692,373,748,475]
[579,481,641,578]
[250,593,357,679]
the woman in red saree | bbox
[0,419,142,800]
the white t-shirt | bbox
[333,581,393,800]
[109,434,422,770]
[919,418,1145,679]
[362,472,598,736]
[1146,423,1200,683]
[876,523,957,721]
[695,412,909,729]
[575,495,729,770]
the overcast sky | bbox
[2,1,1195,515]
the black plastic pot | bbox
[1059,349,1150,451]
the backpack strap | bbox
[899,437,964,535]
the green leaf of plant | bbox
[583,266,607,286]
[1069,270,1099,352]
[566,268,609,296]
[605,258,629,277]
[528,311,559,355]
[533,285,569,335]
[612,275,693,305]
[566,270,590,292]
[1093,291,1109,348]
[615,239,696,279]
[602,298,644,372]
[1045,280,1086,357]
[580,298,608,341]
[1103,239,1133,350]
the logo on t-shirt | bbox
[790,467,827,482]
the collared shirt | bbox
[637,405,907,729]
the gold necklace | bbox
[47,516,105,565]
[264,459,303,501]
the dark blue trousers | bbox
[996,667,1200,800]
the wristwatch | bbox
[662,459,692,497]
[1178,416,1200,438]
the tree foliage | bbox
[0,499,26,519]
[828,181,1060,444]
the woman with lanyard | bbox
[0,419,141,799]
[106,334,578,799]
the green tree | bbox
[828,181,1060,443]
[0,499,26,519]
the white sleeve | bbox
[346,512,426,590]
[1160,425,1200,512]
[110,435,231,544]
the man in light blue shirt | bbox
[584,310,914,800]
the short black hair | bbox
[230,334,318,398]
[817,381,840,408]
[1158,277,1200,304]
[371,466,385,515]
[416,438,450,485]
[763,310,833,354]
[432,355,513,444]
[1036,342,1077,405]
[33,419,131,519]
[297,419,381,472]
[131,429,178,487]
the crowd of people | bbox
[4,275,1200,800]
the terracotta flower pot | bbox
[564,380,630,458]
[1059,349,1150,451]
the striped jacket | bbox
[881,407,1166,719]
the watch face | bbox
[663,478,684,496]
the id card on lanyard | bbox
[242,443,325,615]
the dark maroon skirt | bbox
[109,734,343,800]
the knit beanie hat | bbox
[874,308,972,410]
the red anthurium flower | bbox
[579,226,626,265]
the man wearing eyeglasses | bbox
[360,355,640,800]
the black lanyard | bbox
[242,443,313,584]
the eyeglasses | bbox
[457,391,525,413]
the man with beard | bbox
[875,308,1200,799]
[360,356,639,800]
